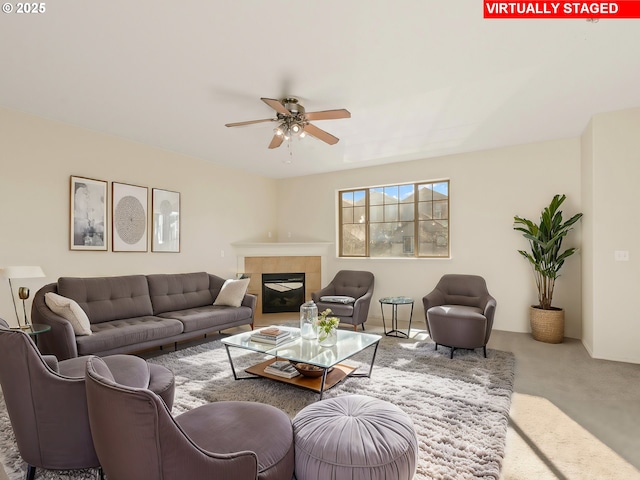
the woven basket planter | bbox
[530,306,564,344]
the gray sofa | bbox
[32,272,256,360]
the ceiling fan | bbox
[225,97,350,149]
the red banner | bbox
[484,1,640,18]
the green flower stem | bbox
[317,308,339,340]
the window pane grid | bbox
[339,181,449,258]
[340,189,368,257]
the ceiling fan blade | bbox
[305,109,351,121]
[225,118,274,127]
[261,97,291,116]
[268,134,284,149]
[304,123,339,145]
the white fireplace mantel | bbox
[231,242,333,258]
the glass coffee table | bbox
[222,326,381,399]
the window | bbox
[339,180,449,258]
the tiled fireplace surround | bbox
[233,243,332,318]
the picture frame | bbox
[152,188,180,252]
[70,176,108,251]
[112,182,148,252]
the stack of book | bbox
[264,360,300,378]
[250,327,295,346]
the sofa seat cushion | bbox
[315,301,354,318]
[76,317,183,355]
[427,304,484,320]
[58,354,148,387]
[158,306,253,333]
[56,356,92,376]
[176,401,294,480]
[426,305,487,349]
[59,354,176,412]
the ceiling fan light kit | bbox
[225,97,350,149]
[274,117,306,141]
[290,122,303,135]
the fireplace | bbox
[262,273,305,314]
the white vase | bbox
[300,301,318,340]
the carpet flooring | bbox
[502,392,640,479]
[0,335,515,479]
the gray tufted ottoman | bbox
[292,394,418,480]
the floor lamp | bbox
[0,266,46,329]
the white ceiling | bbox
[2,1,639,179]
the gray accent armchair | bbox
[312,270,375,331]
[0,318,175,480]
[85,355,295,480]
[422,274,497,358]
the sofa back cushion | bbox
[147,272,214,315]
[57,275,153,325]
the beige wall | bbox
[3,104,639,364]
[275,138,583,338]
[582,107,640,363]
[0,107,277,325]
[580,119,595,355]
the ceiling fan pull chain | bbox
[285,138,293,164]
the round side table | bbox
[379,297,414,338]
[12,323,51,347]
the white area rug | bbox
[0,335,515,480]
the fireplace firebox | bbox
[262,273,305,314]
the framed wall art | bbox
[70,176,108,251]
[112,182,148,252]
[152,188,180,252]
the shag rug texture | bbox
[0,335,515,480]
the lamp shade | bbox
[0,266,45,279]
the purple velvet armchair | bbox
[422,274,497,358]
[85,355,295,480]
[0,318,174,480]
[312,270,375,331]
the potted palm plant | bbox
[513,194,583,343]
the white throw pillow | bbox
[320,295,356,304]
[213,278,250,308]
[44,292,92,336]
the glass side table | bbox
[12,323,51,346]
[379,297,414,338]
